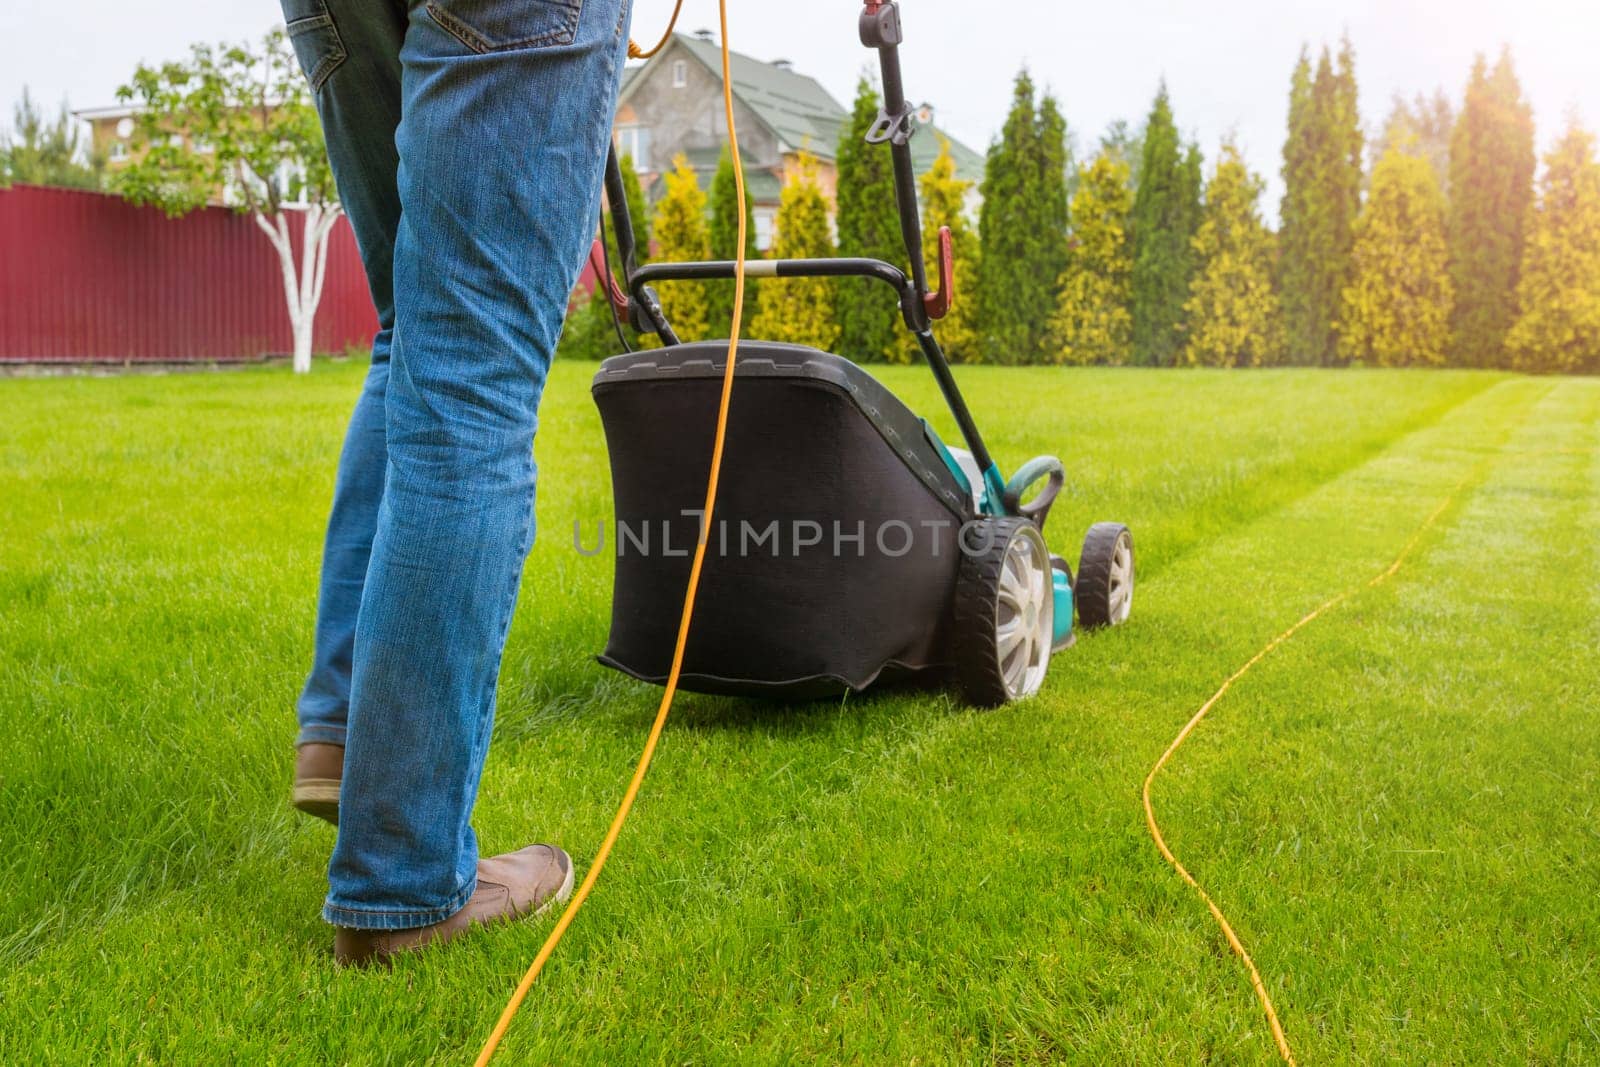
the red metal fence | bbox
[0,184,378,363]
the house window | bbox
[109,141,129,162]
[615,125,651,170]
[754,207,776,252]
[672,60,687,88]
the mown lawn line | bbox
[1075,377,1551,1060]
[1121,373,1501,586]
[1145,379,1598,1064]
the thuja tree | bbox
[1130,84,1202,366]
[1448,50,1536,367]
[750,152,838,351]
[978,70,1070,364]
[1050,149,1134,365]
[835,78,903,362]
[1506,123,1600,375]
[651,154,712,341]
[1183,141,1282,367]
[116,30,340,373]
[1338,143,1454,367]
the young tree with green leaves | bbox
[1130,84,1202,365]
[706,146,756,332]
[1049,150,1134,365]
[978,70,1068,364]
[751,152,839,351]
[915,137,981,363]
[115,30,339,373]
[0,89,104,190]
[651,154,712,341]
[1448,50,1536,368]
[1280,40,1364,365]
[1338,144,1453,366]
[835,78,903,361]
[1506,123,1600,375]
[1182,142,1282,367]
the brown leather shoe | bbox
[292,743,343,825]
[333,844,575,967]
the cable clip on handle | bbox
[587,239,631,321]
[924,225,954,321]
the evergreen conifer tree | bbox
[651,154,712,341]
[977,70,1043,364]
[1050,150,1135,364]
[1130,84,1201,365]
[1183,142,1283,366]
[1034,93,1073,327]
[1339,143,1453,366]
[1279,41,1364,365]
[835,78,903,361]
[1278,49,1317,362]
[751,152,839,350]
[1506,123,1600,375]
[1448,49,1536,367]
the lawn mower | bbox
[584,1,1133,707]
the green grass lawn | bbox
[2,359,1597,1063]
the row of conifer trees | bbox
[563,41,1600,375]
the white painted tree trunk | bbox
[254,204,343,373]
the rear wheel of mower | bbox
[952,518,1054,707]
[1076,522,1134,628]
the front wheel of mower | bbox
[1076,522,1134,628]
[951,518,1054,707]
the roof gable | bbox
[614,35,984,182]
[619,34,848,160]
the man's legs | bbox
[323,0,631,930]
[284,0,406,752]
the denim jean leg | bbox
[281,0,407,747]
[323,0,632,929]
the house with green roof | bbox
[612,30,983,251]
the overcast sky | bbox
[4,0,1597,216]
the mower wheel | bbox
[951,517,1054,707]
[1076,522,1134,628]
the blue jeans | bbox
[282,0,631,929]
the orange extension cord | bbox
[1143,484,1463,1066]
[474,1,733,1062]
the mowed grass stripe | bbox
[0,364,1579,1065]
[1147,378,1600,1064]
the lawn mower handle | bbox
[590,3,1004,491]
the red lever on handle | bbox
[588,239,631,320]
[922,225,954,321]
